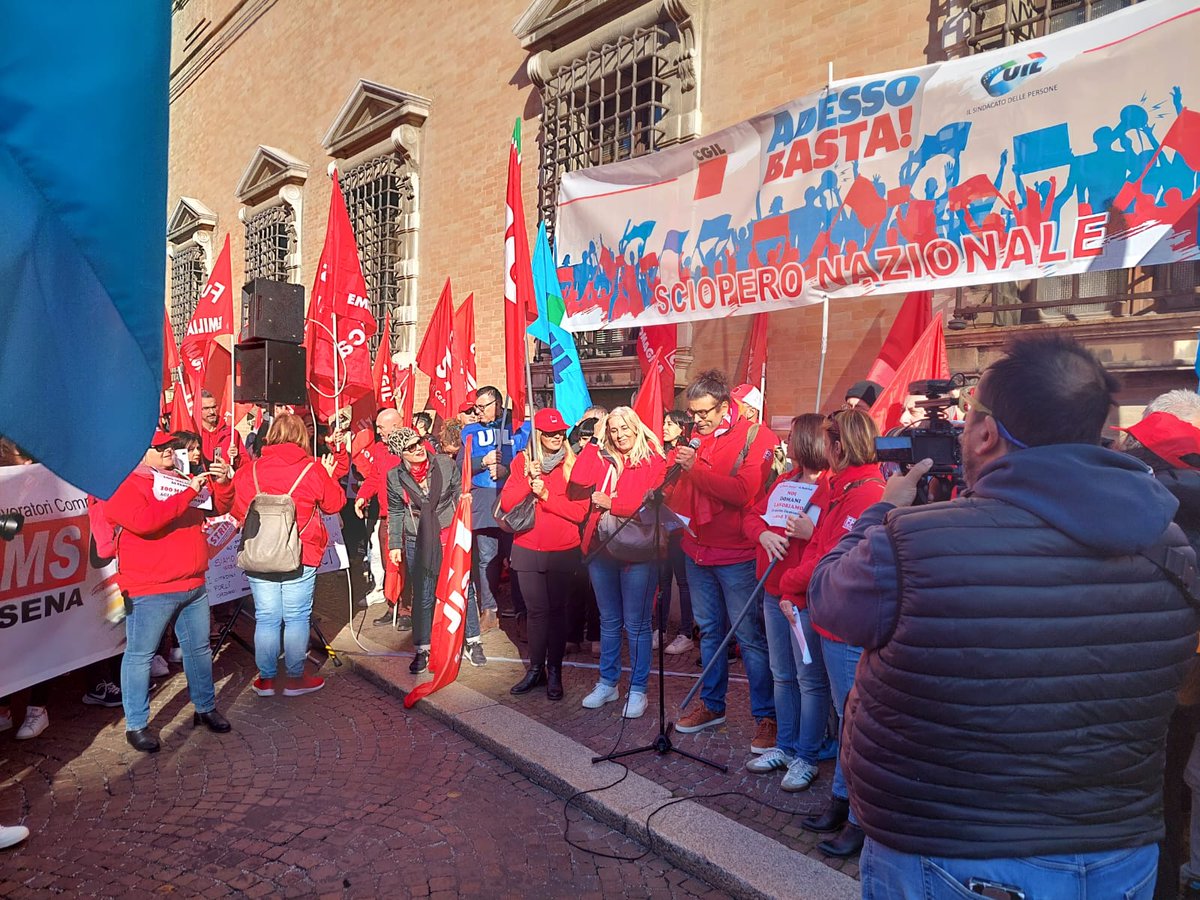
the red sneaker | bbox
[282,675,325,697]
[251,677,275,697]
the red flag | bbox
[403,442,474,708]
[866,291,933,387]
[504,119,536,428]
[870,316,949,434]
[415,278,457,419]
[305,170,376,423]
[395,364,415,425]
[844,176,887,229]
[1161,108,1200,172]
[454,292,478,404]
[636,323,676,402]
[742,312,768,392]
[373,311,399,408]
[161,306,181,418]
[632,349,667,443]
[181,234,234,434]
[168,383,193,432]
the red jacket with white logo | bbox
[231,443,347,567]
[104,465,235,597]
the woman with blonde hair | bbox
[232,413,347,698]
[569,406,666,717]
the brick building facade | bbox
[168,0,1198,426]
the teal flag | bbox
[0,4,171,496]
[531,222,592,424]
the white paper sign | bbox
[762,480,819,529]
[152,469,212,510]
[788,609,813,665]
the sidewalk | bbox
[316,581,860,900]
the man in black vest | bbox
[809,334,1199,897]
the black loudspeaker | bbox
[240,279,304,344]
[234,340,307,404]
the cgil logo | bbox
[981,52,1047,97]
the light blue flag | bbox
[0,4,171,497]
[531,222,592,423]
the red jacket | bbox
[499,455,588,552]
[200,423,246,466]
[105,465,235,597]
[667,414,778,565]
[569,443,666,554]
[231,443,347,567]
[741,471,825,598]
[779,462,885,639]
[354,439,401,511]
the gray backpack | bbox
[236,461,315,574]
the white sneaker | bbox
[169,647,184,663]
[652,631,661,651]
[664,634,694,655]
[746,747,794,774]
[0,825,29,849]
[16,706,48,740]
[581,683,619,709]
[150,655,170,677]
[365,588,387,606]
[0,709,11,732]
[781,758,819,792]
[622,692,648,718]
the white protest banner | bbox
[0,465,125,696]
[203,513,350,607]
[556,0,1200,330]
[152,468,212,510]
[762,479,820,529]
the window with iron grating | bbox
[244,204,294,283]
[339,154,418,358]
[170,243,207,347]
[951,0,1199,325]
[536,24,675,361]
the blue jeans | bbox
[248,565,317,679]
[822,635,863,824]
[686,558,775,719]
[407,534,479,649]
[861,837,1158,900]
[472,528,524,616]
[657,532,693,633]
[121,586,215,730]
[588,554,656,693]
[763,594,830,762]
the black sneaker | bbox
[465,642,487,667]
[373,607,397,627]
[82,681,122,708]
[396,615,413,632]
[409,650,429,674]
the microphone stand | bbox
[588,466,726,772]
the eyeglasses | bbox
[686,403,719,420]
[958,387,1029,449]
[401,443,422,453]
[542,431,566,439]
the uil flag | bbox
[181,234,234,433]
[504,119,537,429]
[404,442,474,708]
[415,279,457,419]
[373,311,399,407]
[306,170,376,422]
[531,221,592,424]
[454,293,478,401]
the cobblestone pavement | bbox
[317,570,859,882]
[0,613,724,899]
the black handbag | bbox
[596,507,667,562]
[494,492,536,534]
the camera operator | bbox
[808,335,1200,898]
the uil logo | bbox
[981,52,1048,98]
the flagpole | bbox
[524,334,540,466]
[816,295,830,410]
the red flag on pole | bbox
[181,234,233,434]
[373,311,399,409]
[743,313,768,393]
[162,306,179,390]
[866,291,933,388]
[632,348,667,443]
[454,292,478,404]
[870,316,949,434]
[415,278,457,420]
[403,441,474,708]
[305,170,376,423]
[504,119,536,428]
[168,383,193,433]
[636,323,676,403]
[395,364,415,425]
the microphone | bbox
[662,436,701,488]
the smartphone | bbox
[214,447,223,462]
[967,879,1025,900]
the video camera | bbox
[874,374,973,503]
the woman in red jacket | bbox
[569,407,666,718]
[232,413,346,698]
[500,408,589,701]
[741,414,830,791]
[781,407,884,859]
[105,429,235,753]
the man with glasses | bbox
[197,389,246,467]
[461,385,530,632]
[808,335,1200,898]
[669,369,780,755]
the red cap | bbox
[534,408,568,433]
[1117,411,1200,469]
[150,429,175,449]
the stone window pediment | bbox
[167,196,217,246]
[321,79,432,164]
[235,145,310,208]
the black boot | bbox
[373,605,397,627]
[409,649,429,674]
[510,665,546,695]
[802,796,849,834]
[126,728,160,753]
[192,709,231,733]
[818,823,865,858]
[545,666,563,701]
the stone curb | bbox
[336,626,860,900]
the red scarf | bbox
[408,458,430,483]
